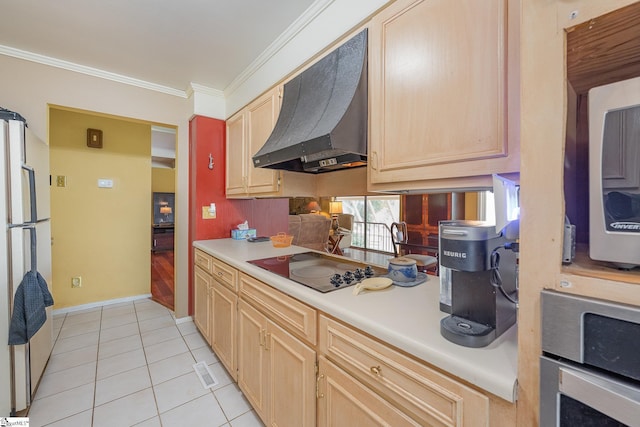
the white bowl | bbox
[387,257,418,282]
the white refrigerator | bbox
[0,110,53,415]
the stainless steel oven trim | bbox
[540,356,640,427]
[560,365,640,427]
[541,290,640,363]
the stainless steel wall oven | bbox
[540,290,640,426]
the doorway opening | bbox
[151,126,176,310]
[48,106,177,311]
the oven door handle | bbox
[560,366,640,427]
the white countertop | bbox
[193,238,518,402]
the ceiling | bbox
[0,0,317,93]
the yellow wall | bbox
[49,107,152,308]
[465,192,479,220]
[152,167,175,193]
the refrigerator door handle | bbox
[7,223,35,229]
[11,164,39,274]
[7,219,47,229]
[21,164,37,223]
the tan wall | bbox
[0,54,190,318]
[152,167,175,193]
[49,107,151,308]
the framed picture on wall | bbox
[153,192,175,226]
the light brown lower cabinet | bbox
[317,355,422,426]
[210,280,237,380]
[237,298,316,426]
[193,265,211,343]
[194,249,238,379]
[319,315,503,427]
[194,252,515,426]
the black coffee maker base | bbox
[440,315,496,348]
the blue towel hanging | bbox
[8,270,53,345]
[8,225,54,345]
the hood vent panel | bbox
[252,29,367,174]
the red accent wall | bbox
[188,115,289,315]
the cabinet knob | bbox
[370,365,382,376]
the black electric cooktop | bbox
[247,252,387,293]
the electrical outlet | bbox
[71,276,82,288]
[56,175,67,187]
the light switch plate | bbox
[87,128,103,148]
[202,206,216,219]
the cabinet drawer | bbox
[212,258,238,291]
[239,273,317,345]
[319,315,489,427]
[318,356,421,427]
[194,249,213,275]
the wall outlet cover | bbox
[202,206,216,219]
[97,179,113,188]
[71,277,82,288]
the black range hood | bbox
[252,29,367,174]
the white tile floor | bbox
[29,298,264,427]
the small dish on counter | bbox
[383,272,429,287]
[352,277,393,295]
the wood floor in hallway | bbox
[151,250,174,310]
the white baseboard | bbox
[52,294,153,315]
[175,316,193,324]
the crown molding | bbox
[151,125,177,134]
[0,44,188,98]
[224,0,335,96]
[1,0,335,101]
[187,83,225,99]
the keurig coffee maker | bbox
[439,220,518,348]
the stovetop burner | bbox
[247,252,387,293]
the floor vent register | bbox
[193,361,219,389]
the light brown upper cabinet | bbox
[226,87,282,197]
[368,0,519,192]
[226,86,317,198]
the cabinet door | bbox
[226,110,246,196]
[246,87,281,195]
[403,194,451,247]
[369,0,515,187]
[193,266,211,343]
[211,280,237,380]
[320,315,489,426]
[239,272,317,345]
[237,299,268,423]
[152,228,174,252]
[317,356,420,427]
[266,319,316,427]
